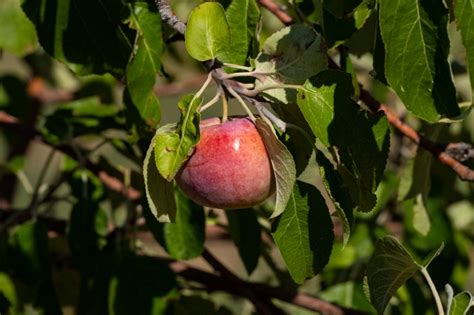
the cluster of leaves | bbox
[0,0,474,314]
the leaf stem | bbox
[421,268,445,315]
[247,84,302,96]
[193,72,214,102]
[223,63,254,71]
[226,86,255,121]
[199,90,221,112]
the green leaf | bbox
[143,128,177,223]
[379,0,460,122]
[316,151,354,246]
[323,0,375,48]
[455,0,474,104]
[365,236,421,314]
[0,273,18,315]
[224,0,260,65]
[255,24,327,103]
[163,189,205,260]
[298,70,390,212]
[125,2,163,127]
[22,0,132,76]
[0,0,37,56]
[255,118,296,218]
[185,2,231,61]
[8,221,49,281]
[226,209,261,275]
[154,95,201,181]
[446,284,473,315]
[399,125,441,236]
[271,181,334,284]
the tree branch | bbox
[155,0,186,35]
[360,89,474,181]
[257,0,293,25]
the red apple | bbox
[176,117,275,209]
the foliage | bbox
[1,0,474,314]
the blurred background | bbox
[1,0,474,314]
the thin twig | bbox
[257,0,293,25]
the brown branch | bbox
[202,248,286,315]
[155,0,186,35]
[140,252,350,315]
[360,89,474,182]
[257,0,293,25]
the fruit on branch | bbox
[176,117,275,209]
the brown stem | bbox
[257,0,293,25]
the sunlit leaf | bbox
[154,95,201,181]
[379,0,460,122]
[224,0,260,65]
[143,127,177,223]
[185,2,231,61]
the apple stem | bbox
[221,92,229,122]
[199,90,222,112]
[227,86,256,121]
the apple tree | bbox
[1,0,474,314]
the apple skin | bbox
[176,117,275,209]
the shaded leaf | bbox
[224,0,260,65]
[125,2,163,127]
[365,236,420,314]
[163,189,205,260]
[143,128,177,223]
[226,209,261,275]
[379,0,460,122]
[22,0,132,76]
[154,95,201,181]
[316,151,354,246]
[255,118,296,218]
[272,102,315,176]
[298,70,390,212]
[271,181,334,284]
[455,0,474,104]
[255,24,327,103]
[185,2,231,61]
